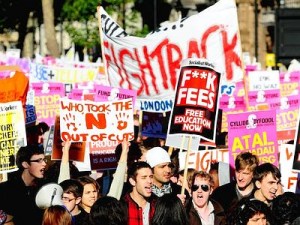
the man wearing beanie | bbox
[146,147,186,201]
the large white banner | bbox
[99,0,243,101]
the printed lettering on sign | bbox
[167,58,221,142]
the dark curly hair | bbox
[272,192,300,225]
[227,198,272,225]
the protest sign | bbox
[277,129,296,146]
[29,64,98,83]
[141,111,170,139]
[25,104,37,125]
[6,57,31,73]
[275,98,299,131]
[138,99,173,112]
[94,84,137,107]
[279,71,300,97]
[178,148,229,172]
[293,119,300,173]
[89,141,118,170]
[219,95,246,112]
[247,70,280,109]
[31,82,65,126]
[59,98,134,142]
[270,95,300,110]
[228,110,279,167]
[279,144,299,193]
[167,58,221,143]
[99,0,242,101]
[165,135,201,151]
[0,101,27,172]
[44,125,54,156]
[51,116,86,162]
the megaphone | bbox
[35,183,64,209]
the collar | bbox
[192,200,214,215]
[151,183,172,197]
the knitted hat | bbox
[146,147,171,168]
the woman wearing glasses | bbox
[185,171,226,225]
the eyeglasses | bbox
[191,184,210,192]
[29,158,48,163]
[61,197,76,202]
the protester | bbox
[227,198,272,225]
[42,205,72,225]
[152,193,189,225]
[77,176,100,214]
[89,196,127,225]
[122,161,156,225]
[177,168,196,196]
[60,179,89,225]
[209,162,220,190]
[211,152,259,213]
[185,171,226,225]
[26,122,50,146]
[107,140,144,199]
[0,144,47,225]
[252,163,281,206]
[272,191,300,225]
[145,147,186,200]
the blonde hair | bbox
[178,168,196,189]
[192,171,215,188]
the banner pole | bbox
[181,135,191,195]
[168,146,173,156]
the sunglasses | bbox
[191,184,210,192]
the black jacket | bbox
[0,172,45,225]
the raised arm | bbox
[107,140,129,200]
[58,141,71,183]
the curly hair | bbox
[227,198,272,225]
[272,192,300,225]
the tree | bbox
[61,0,140,61]
[61,0,101,60]
[42,0,60,57]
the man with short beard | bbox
[0,145,47,225]
[211,152,259,214]
[122,161,156,225]
[145,147,186,200]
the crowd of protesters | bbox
[0,124,300,225]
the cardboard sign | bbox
[59,98,134,143]
[228,110,279,167]
[0,101,27,172]
[167,58,221,143]
[51,116,86,162]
